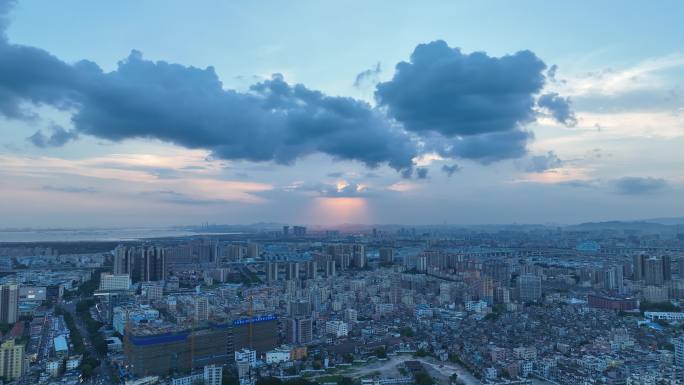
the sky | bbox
[1,0,683,228]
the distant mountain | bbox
[641,217,684,226]
[565,220,671,232]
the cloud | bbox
[441,164,461,176]
[557,180,597,188]
[327,172,344,178]
[538,92,577,127]
[614,176,668,195]
[275,181,372,198]
[320,182,370,198]
[523,151,564,173]
[27,124,78,148]
[0,0,16,33]
[41,185,97,194]
[415,167,428,179]
[546,64,558,82]
[430,129,534,164]
[353,62,381,88]
[0,7,566,174]
[375,40,551,163]
[376,40,546,137]
[0,18,418,172]
[138,190,227,205]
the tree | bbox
[414,372,434,385]
[222,373,239,385]
[256,377,283,385]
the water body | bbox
[0,227,240,243]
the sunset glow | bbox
[310,197,370,225]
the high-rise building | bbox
[634,255,670,285]
[325,320,349,337]
[247,243,260,259]
[483,261,511,286]
[99,273,131,291]
[289,299,312,317]
[285,262,299,280]
[344,308,358,323]
[286,317,313,344]
[663,255,672,281]
[644,257,664,286]
[603,266,624,293]
[293,226,307,236]
[675,336,684,367]
[114,245,135,275]
[195,297,209,321]
[494,286,510,304]
[379,248,394,265]
[142,246,167,282]
[0,284,18,324]
[203,364,223,385]
[266,262,279,282]
[232,317,278,354]
[633,254,645,280]
[304,261,317,280]
[517,274,541,303]
[0,339,24,380]
[352,244,366,268]
[325,260,336,277]
[126,325,231,377]
[282,226,290,237]
[477,277,494,304]
[114,246,166,282]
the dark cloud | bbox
[0,5,566,174]
[375,40,551,162]
[524,151,564,173]
[441,164,462,176]
[353,62,381,88]
[546,64,558,82]
[0,0,418,173]
[399,166,429,180]
[557,180,597,189]
[376,40,546,136]
[428,129,534,164]
[41,185,97,194]
[614,177,668,195]
[327,172,344,178]
[27,124,78,148]
[0,44,417,170]
[538,92,577,127]
[0,0,16,33]
[415,167,428,179]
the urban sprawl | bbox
[0,223,683,385]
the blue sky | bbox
[1,0,683,227]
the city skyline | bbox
[1,0,684,227]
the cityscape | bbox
[1,223,684,385]
[1,1,684,385]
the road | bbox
[336,354,480,385]
[64,299,116,385]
